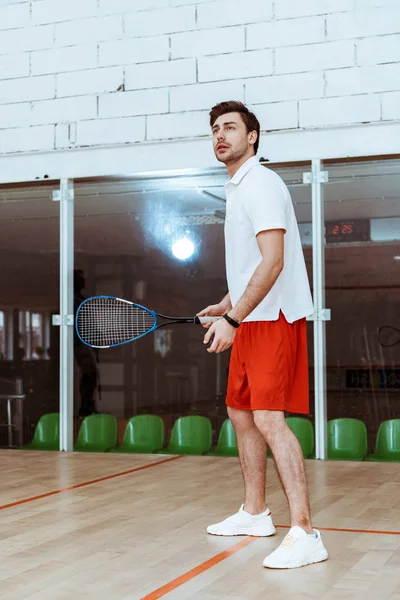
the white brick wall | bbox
[125,6,195,37]
[299,95,381,127]
[57,68,123,98]
[99,37,169,67]
[170,80,244,112]
[0,3,30,30]
[55,16,123,47]
[197,0,273,29]
[0,75,54,104]
[32,45,98,75]
[0,0,399,155]
[147,110,209,140]
[126,59,196,90]
[0,25,53,55]
[199,50,273,82]
[76,117,146,146]
[382,92,400,120]
[171,27,245,59]
[99,89,169,118]
[275,41,355,74]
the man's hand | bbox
[197,302,226,329]
[204,318,237,353]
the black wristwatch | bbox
[223,313,240,329]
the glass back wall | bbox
[74,162,313,440]
[0,182,59,447]
[323,159,400,451]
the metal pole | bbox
[304,161,330,460]
[53,179,74,451]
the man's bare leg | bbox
[228,406,268,515]
[253,409,313,533]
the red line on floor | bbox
[141,524,400,599]
[0,455,183,511]
[140,537,257,600]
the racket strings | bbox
[78,298,155,347]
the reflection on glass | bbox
[323,159,400,452]
[0,183,59,447]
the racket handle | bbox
[196,316,222,325]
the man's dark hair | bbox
[209,101,260,154]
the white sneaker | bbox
[207,505,276,537]
[263,526,328,569]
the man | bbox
[197,101,328,569]
[74,269,99,417]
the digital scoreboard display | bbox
[325,219,370,244]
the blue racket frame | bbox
[75,295,158,349]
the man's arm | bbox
[228,229,284,324]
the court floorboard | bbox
[0,450,399,600]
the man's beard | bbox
[215,143,248,165]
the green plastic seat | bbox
[366,419,400,462]
[20,413,60,451]
[110,415,164,453]
[286,417,314,458]
[157,416,212,456]
[207,419,238,457]
[327,418,368,461]
[74,414,117,452]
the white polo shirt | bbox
[224,156,314,323]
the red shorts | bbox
[226,312,309,414]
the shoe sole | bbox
[207,525,276,537]
[263,549,329,569]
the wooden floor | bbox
[0,451,399,600]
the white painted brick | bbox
[32,0,98,25]
[199,50,273,83]
[171,26,245,59]
[125,58,196,90]
[76,116,146,145]
[247,16,325,50]
[382,92,400,120]
[327,7,400,40]
[0,75,54,104]
[357,35,400,66]
[0,0,30,5]
[326,64,400,96]
[0,102,30,128]
[275,0,352,19]
[57,68,123,98]
[299,95,381,127]
[171,0,216,4]
[99,0,169,15]
[31,45,98,75]
[246,72,324,104]
[55,16,123,47]
[170,80,244,112]
[0,3,30,30]
[355,0,398,6]
[275,41,355,74]
[55,123,70,148]
[31,96,97,125]
[99,37,169,67]
[251,102,298,131]
[125,6,195,37]
[197,0,273,29]
[0,25,53,55]
[0,125,54,153]
[0,53,29,79]
[147,111,209,140]
[99,88,169,118]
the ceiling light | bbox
[172,237,195,260]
